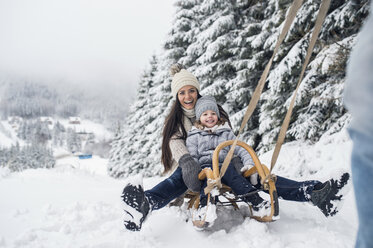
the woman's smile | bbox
[177,85,198,110]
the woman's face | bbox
[177,85,198,110]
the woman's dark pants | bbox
[145,167,320,210]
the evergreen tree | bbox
[17,120,28,140]
[108,0,370,178]
[0,82,57,118]
[108,55,169,177]
[52,121,65,147]
[33,119,51,145]
[258,0,370,153]
[164,0,203,64]
[0,143,55,172]
[66,128,81,153]
[225,0,278,146]
[186,0,240,118]
[108,0,209,177]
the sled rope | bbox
[207,0,303,194]
[205,0,331,194]
[269,0,331,173]
[191,192,211,227]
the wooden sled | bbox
[185,140,279,229]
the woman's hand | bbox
[178,154,202,193]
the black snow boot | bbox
[243,193,271,216]
[121,183,150,231]
[311,172,350,217]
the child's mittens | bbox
[240,164,259,186]
[249,172,259,186]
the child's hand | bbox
[240,164,253,173]
[249,172,259,186]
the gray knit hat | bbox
[170,64,200,98]
[195,95,220,121]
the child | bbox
[186,95,269,213]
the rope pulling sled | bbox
[180,0,332,229]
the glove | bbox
[178,154,202,193]
[231,156,244,174]
[231,157,259,186]
[250,173,260,186]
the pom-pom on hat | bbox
[170,64,200,99]
[195,95,220,121]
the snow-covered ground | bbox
[0,128,357,248]
[0,121,23,148]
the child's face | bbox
[200,110,218,128]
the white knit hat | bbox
[195,95,220,121]
[171,69,200,98]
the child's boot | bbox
[243,193,271,217]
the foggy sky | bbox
[0,0,175,102]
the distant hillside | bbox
[0,116,113,155]
[0,80,128,129]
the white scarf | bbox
[182,107,196,132]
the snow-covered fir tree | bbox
[66,128,81,153]
[186,0,238,104]
[17,119,52,145]
[258,0,370,152]
[108,0,370,178]
[108,54,173,177]
[0,82,57,118]
[0,79,127,127]
[52,121,66,147]
[0,143,55,172]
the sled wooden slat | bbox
[188,141,279,228]
[212,140,279,222]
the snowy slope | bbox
[0,128,357,248]
[0,121,23,148]
[0,131,13,148]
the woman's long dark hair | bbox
[161,94,231,173]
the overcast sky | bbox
[0,0,175,100]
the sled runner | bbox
[185,140,279,229]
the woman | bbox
[121,64,349,231]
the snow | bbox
[0,127,358,247]
[0,121,23,148]
[0,131,13,148]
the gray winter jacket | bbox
[186,122,254,168]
